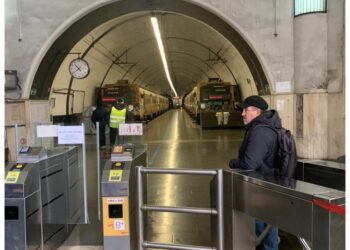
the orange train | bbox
[183,78,243,128]
[98,81,170,121]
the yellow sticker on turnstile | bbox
[5,171,20,184]
[109,170,123,182]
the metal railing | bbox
[136,167,224,250]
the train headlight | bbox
[128,105,134,111]
[200,103,206,109]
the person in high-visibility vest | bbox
[109,98,127,146]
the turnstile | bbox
[296,159,345,191]
[5,145,85,250]
[223,169,345,250]
[101,144,147,250]
[5,162,42,250]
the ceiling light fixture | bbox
[151,16,178,97]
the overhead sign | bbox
[118,123,143,136]
[57,125,84,144]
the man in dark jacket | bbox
[229,95,280,250]
[229,96,281,174]
[91,101,109,148]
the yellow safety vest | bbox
[109,107,126,128]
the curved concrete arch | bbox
[28,0,272,101]
[141,62,208,87]
[168,51,221,76]
[88,34,232,88]
[131,56,217,91]
[167,37,238,83]
[170,60,211,78]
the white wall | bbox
[294,14,328,93]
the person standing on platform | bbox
[228,95,281,250]
[91,101,109,149]
[109,98,127,147]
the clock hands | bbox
[72,64,82,72]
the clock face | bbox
[69,58,90,79]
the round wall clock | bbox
[69,58,90,79]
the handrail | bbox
[143,241,215,250]
[140,167,217,175]
[298,237,311,250]
[136,166,223,250]
[142,205,217,215]
[96,122,101,221]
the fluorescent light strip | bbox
[151,17,178,97]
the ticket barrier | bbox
[223,170,345,250]
[5,162,42,250]
[5,146,85,250]
[101,144,147,250]
[295,159,345,191]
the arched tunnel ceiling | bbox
[70,12,245,96]
[31,0,270,103]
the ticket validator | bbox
[5,162,42,250]
[101,144,147,250]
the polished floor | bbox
[58,109,301,249]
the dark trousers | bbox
[110,127,125,145]
[109,127,118,146]
[256,220,278,250]
[99,123,106,147]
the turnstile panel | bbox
[101,144,147,250]
[5,162,42,250]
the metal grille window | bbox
[294,0,327,16]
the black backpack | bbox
[272,127,297,178]
[258,125,297,178]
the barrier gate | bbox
[136,167,345,250]
[223,169,345,250]
[136,167,224,250]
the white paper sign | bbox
[57,126,84,144]
[36,125,58,137]
[275,81,292,93]
[276,99,285,111]
[118,123,143,136]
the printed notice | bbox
[275,81,292,93]
[37,125,58,137]
[57,126,84,144]
[119,123,143,136]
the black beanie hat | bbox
[236,95,268,110]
